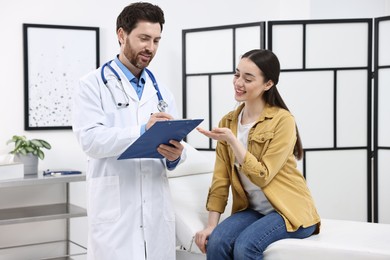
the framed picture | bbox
[23,23,99,130]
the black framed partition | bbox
[182,22,265,150]
[183,17,389,223]
[374,15,390,224]
[268,19,372,222]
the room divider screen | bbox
[182,22,265,149]
[182,17,389,224]
[268,19,372,223]
[374,16,390,224]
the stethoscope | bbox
[100,61,168,112]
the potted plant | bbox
[6,135,51,175]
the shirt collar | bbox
[114,56,146,84]
[228,103,278,123]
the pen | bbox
[43,170,82,176]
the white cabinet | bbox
[0,173,87,259]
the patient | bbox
[194,49,321,260]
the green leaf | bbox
[25,146,34,153]
[15,139,23,150]
[12,135,21,141]
[31,139,43,147]
[20,148,27,155]
[37,150,44,160]
[39,140,51,149]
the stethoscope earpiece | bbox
[117,102,130,107]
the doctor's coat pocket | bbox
[88,176,121,225]
[162,177,175,222]
[250,131,274,158]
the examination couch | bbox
[168,143,390,260]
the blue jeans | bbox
[206,209,316,260]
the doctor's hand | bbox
[146,112,173,130]
[157,140,184,162]
[197,127,236,145]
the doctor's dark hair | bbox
[116,2,165,34]
[242,49,303,160]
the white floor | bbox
[176,249,205,260]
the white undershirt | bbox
[235,110,274,215]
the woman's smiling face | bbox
[233,57,272,104]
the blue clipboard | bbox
[118,119,204,160]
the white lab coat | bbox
[72,61,181,260]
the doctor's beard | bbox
[123,47,154,70]
[135,51,154,69]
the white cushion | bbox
[264,218,390,260]
[169,172,232,254]
[167,142,214,178]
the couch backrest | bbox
[167,142,214,178]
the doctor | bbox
[72,2,184,260]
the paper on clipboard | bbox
[118,119,204,159]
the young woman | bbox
[194,49,321,260]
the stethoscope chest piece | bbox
[157,100,168,112]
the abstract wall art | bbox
[23,24,99,130]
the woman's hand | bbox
[195,226,215,254]
[197,127,235,145]
[197,126,247,164]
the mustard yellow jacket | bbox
[206,103,321,233]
